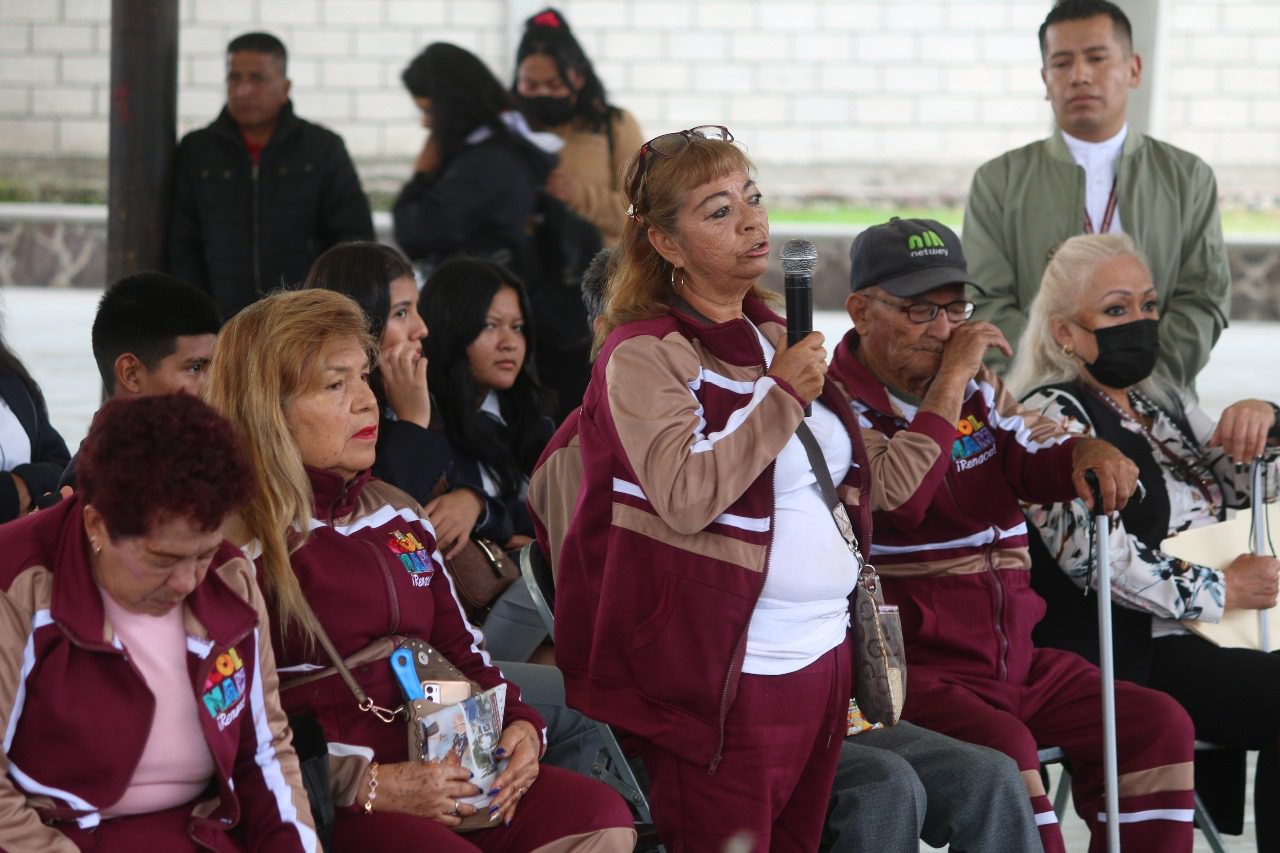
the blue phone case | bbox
[391,648,425,701]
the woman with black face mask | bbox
[1009,233,1280,852]
[512,8,644,247]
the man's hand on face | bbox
[936,321,1013,385]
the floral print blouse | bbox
[1021,386,1275,638]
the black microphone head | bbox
[780,239,818,275]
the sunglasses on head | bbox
[625,125,734,219]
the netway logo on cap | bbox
[850,216,985,299]
[907,230,948,257]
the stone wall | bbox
[2,204,1276,322]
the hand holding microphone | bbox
[776,240,821,414]
[769,331,827,406]
[770,240,825,411]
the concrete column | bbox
[106,0,179,280]
[1116,0,1165,138]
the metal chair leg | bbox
[1195,791,1229,853]
[1053,767,1072,818]
[591,722,652,824]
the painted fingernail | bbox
[494,748,507,757]
[489,804,500,815]
[488,787,501,796]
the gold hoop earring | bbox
[671,266,683,290]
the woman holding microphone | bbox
[555,127,868,851]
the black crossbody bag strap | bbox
[795,420,863,560]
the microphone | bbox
[781,239,818,416]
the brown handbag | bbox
[427,477,520,622]
[445,537,521,624]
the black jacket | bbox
[0,375,71,522]
[1027,381,1173,685]
[166,101,374,318]
[370,408,511,541]
[392,134,555,289]
[370,410,456,508]
[372,404,553,546]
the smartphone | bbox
[424,680,471,704]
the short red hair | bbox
[79,394,253,538]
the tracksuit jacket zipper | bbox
[54,619,254,840]
[709,335,776,774]
[939,469,1012,680]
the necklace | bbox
[1083,384,1221,509]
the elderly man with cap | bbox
[829,217,1198,853]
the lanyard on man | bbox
[1083,177,1119,235]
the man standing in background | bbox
[965,0,1230,388]
[167,32,373,318]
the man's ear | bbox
[283,77,292,100]
[648,227,685,270]
[1128,51,1142,90]
[114,353,145,397]
[845,292,869,329]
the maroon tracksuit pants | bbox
[639,639,851,852]
[904,646,1195,853]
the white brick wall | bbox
[0,0,1277,199]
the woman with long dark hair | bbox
[0,334,70,520]
[392,42,560,291]
[419,257,556,661]
[512,7,643,247]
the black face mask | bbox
[1082,318,1160,388]
[518,95,575,128]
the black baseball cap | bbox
[849,217,985,297]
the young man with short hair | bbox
[167,32,373,319]
[965,0,1230,388]
[58,272,221,491]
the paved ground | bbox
[0,286,1267,851]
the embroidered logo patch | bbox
[952,414,997,471]
[388,529,435,587]
[201,648,248,731]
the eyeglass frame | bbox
[625,125,735,219]
[864,295,976,324]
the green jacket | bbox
[964,130,1230,388]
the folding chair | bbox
[1038,746,1072,818]
[517,542,653,825]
